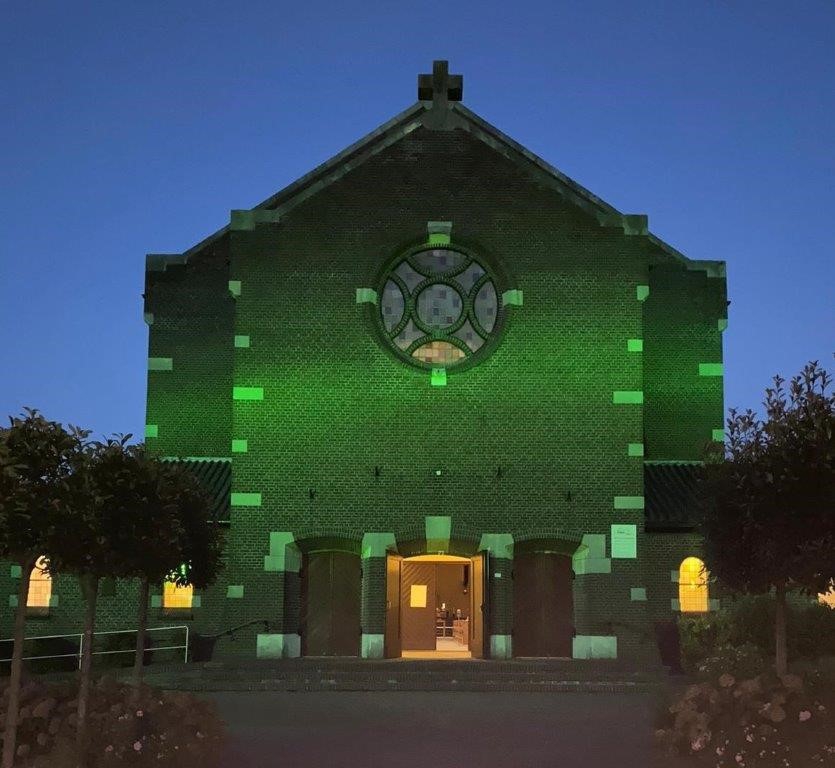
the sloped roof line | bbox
[450,103,620,217]
[171,100,692,266]
[179,102,427,260]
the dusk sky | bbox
[2,1,833,441]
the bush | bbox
[692,643,767,680]
[678,594,835,673]
[0,672,226,767]
[654,665,835,766]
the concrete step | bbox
[102,657,670,693]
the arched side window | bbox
[27,556,52,610]
[679,556,709,612]
[163,580,193,610]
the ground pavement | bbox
[205,689,691,768]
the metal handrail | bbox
[0,625,189,670]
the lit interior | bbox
[679,556,709,612]
[163,580,193,609]
[26,556,52,608]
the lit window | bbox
[27,556,52,609]
[163,581,193,610]
[818,582,835,609]
[679,556,709,612]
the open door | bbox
[400,561,437,650]
[469,553,487,658]
[384,553,402,658]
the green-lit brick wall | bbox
[1,124,726,663]
[643,264,726,460]
[143,237,235,458]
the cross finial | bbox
[417,60,463,107]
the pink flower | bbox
[136,709,144,717]
[799,710,812,722]
[134,741,143,751]
[105,745,113,753]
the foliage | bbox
[654,665,835,767]
[0,408,89,568]
[699,359,835,596]
[698,359,835,673]
[678,595,835,675]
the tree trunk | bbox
[75,573,99,762]
[131,577,150,701]
[1,559,34,768]
[774,579,788,676]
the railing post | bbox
[184,626,189,663]
[77,633,83,671]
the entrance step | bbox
[104,658,670,693]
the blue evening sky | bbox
[1,0,833,441]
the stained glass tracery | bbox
[379,247,499,367]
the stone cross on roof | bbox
[418,60,463,108]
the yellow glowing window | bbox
[410,584,428,608]
[163,581,193,610]
[679,556,709,612]
[412,341,466,365]
[27,556,52,609]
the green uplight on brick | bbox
[636,285,650,302]
[355,288,377,304]
[718,318,728,332]
[627,443,644,457]
[431,367,447,387]
[501,289,523,307]
[228,280,242,298]
[234,335,250,348]
[145,424,158,438]
[613,390,643,404]
[148,357,173,371]
[232,439,248,453]
[428,233,450,246]
[699,363,724,377]
[233,387,264,401]
[627,339,643,352]
[231,492,261,507]
[614,496,645,510]
[712,429,725,442]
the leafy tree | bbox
[699,360,835,675]
[45,436,134,756]
[0,409,89,768]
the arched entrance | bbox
[385,553,487,659]
[300,550,361,656]
[513,552,574,657]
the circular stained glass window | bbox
[378,246,501,368]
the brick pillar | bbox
[488,555,513,658]
[360,533,396,659]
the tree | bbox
[84,440,186,698]
[0,409,89,768]
[699,359,835,676]
[45,437,132,759]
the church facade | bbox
[2,62,728,666]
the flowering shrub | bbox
[0,672,226,767]
[655,663,835,767]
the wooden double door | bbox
[300,551,361,656]
[512,552,575,657]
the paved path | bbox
[205,690,681,768]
